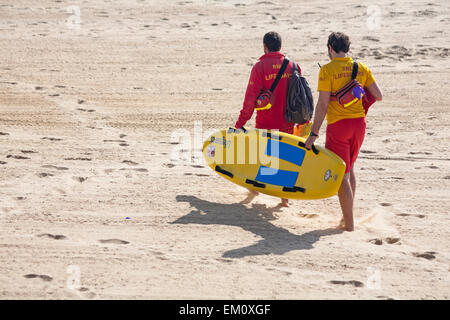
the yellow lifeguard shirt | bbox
[318,57,375,125]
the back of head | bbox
[263,32,282,52]
[327,32,351,53]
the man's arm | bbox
[365,81,382,101]
[235,65,262,129]
[305,91,330,149]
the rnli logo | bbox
[207,145,216,158]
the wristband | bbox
[309,131,319,137]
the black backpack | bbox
[285,62,314,124]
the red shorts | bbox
[325,117,366,173]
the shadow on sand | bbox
[172,195,342,258]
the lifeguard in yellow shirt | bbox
[305,32,383,232]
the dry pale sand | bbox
[0,0,449,300]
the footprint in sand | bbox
[64,157,92,161]
[297,213,319,218]
[413,252,436,260]
[0,161,7,165]
[6,155,29,160]
[0,132,10,136]
[409,151,432,155]
[72,177,88,183]
[330,280,364,288]
[369,238,383,245]
[377,295,395,300]
[385,237,401,244]
[24,274,53,281]
[37,172,54,178]
[37,233,67,240]
[98,239,129,245]
[42,137,63,141]
[122,160,138,166]
[74,287,96,299]
[414,9,437,17]
[42,165,69,170]
[396,213,425,218]
[380,203,392,207]
[21,150,37,154]
[191,165,204,168]
[369,237,401,245]
[362,36,380,42]
[216,258,233,263]
[77,108,95,112]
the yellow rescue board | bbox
[202,129,346,200]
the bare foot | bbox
[336,218,354,231]
[240,189,259,204]
[280,198,289,207]
[337,218,345,229]
[336,219,354,232]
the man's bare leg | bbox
[337,172,354,231]
[280,198,289,207]
[240,189,259,204]
[349,167,356,196]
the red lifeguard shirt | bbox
[235,51,301,133]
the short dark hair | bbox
[327,32,351,53]
[263,32,282,52]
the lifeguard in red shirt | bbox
[234,32,302,207]
[235,31,301,135]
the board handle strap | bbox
[298,141,319,155]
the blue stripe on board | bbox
[255,166,299,187]
[265,140,306,166]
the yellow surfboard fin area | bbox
[203,129,346,200]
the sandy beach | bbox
[0,0,449,299]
